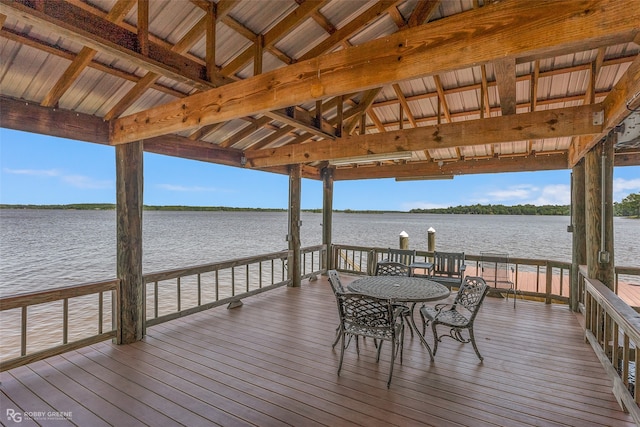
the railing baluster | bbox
[99,291,104,335]
[231,267,235,296]
[177,277,181,312]
[21,306,27,356]
[197,274,201,306]
[259,262,263,288]
[63,298,69,344]
[154,281,159,319]
[246,264,250,292]
[215,269,219,301]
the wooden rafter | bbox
[393,84,417,127]
[0,0,233,89]
[407,0,441,28]
[569,48,640,166]
[494,57,517,115]
[40,0,135,108]
[110,0,638,144]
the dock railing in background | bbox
[580,266,640,423]
[143,245,326,327]
[332,244,573,303]
[0,279,119,371]
[0,245,326,371]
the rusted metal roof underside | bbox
[0,0,639,180]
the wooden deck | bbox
[0,274,634,427]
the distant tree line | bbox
[2,192,638,217]
[410,204,570,215]
[614,192,640,218]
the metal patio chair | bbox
[480,252,517,307]
[328,269,346,348]
[374,261,414,336]
[375,261,411,277]
[335,291,405,388]
[420,276,489,361]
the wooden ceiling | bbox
[1,0,639,181]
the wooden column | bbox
[322,167,334,271]
[585,134,615,290]
[116,140,144,344]
[570,159,586,311]
[288,164,302,287]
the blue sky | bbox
[1,128,639,211]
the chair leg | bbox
[387,336,396,388]
[376,339,383,362]
[431,322,439,356]
[332,324,341,348]
[337,333,346,376]
[469,328,483,361]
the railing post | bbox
[427,227,436,259]
[399,231,409,249]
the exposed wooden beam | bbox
[407,0,441,27]
[433,75,451,122]
[1,96,109,144]
[343,88,382,135]
[266,109,336,140]
[143,135,243,167]
[298,1,402,62]
[40,0,135,108]
[220,1,326,76]
[244,104,603,168]
[393,84,417,127]
[569,51,640,166]
[111,0,637,144]
[332,153,570,180]
[494,57,517,115]
[0,26,186,99]
[104,15,210,120]
[137,0,149,56]
[205,2,216,82]
[0,0,232,89]
[530,60,539,112]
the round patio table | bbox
[348,275,450,361]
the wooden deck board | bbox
[0,275,635,427]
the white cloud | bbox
[3,168,112,190]
[156,184,224,192]
[473,183,570,205]
[486,184,538,201]
[3,168,60,177]
[532,184,570,205]
[614,177,640,193]
[61,175,112,189]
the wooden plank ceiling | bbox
[1,0,639,181]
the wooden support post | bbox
[288,164,302,287]
[570,160,586,311]
[399,231,409,250]
[322,167,334,271]
[585,134,615,290]
[427,227,436,255]
[116,140,144,344]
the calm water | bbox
[1,209,638,297]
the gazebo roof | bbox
[1,0,639,180]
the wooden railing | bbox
[580,266,640,423]
[143,245,326,327]
[332,244,573,303]
[0,245,326,370]
[0,279,119,371]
